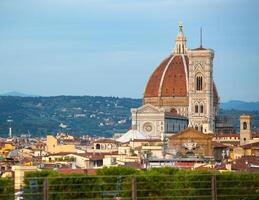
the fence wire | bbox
[0,174,259,200]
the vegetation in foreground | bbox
[0,167,254,200]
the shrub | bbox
[0,178,14,200]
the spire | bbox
[179,22,183,32]
[200,26,203,48]
[173,22,187,54]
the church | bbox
[131,23,219,139]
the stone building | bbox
[131,104,188,139]
[132,23,219,139]
[168,128,213,158]
[46,135,76,154]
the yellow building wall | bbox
[46,135,76,154]
[0,143,15,157]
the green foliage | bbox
[47,173,98,200]
[21,168,259,200]
[23,170,59,200]
[0,178,14,200]
[96,166,139,176]
[1,96,258,137]
[0,96,142,137]
[216,171,259,200]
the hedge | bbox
[2,167,259,200]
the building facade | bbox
[168,128,213,158]
[132,23,219,138]
[131,104,188,139]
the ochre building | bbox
[168,128,213,158]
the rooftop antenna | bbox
[200,26,203,48]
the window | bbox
[243,122,247,130]
[171,108,177,114]
[96,144,101,149]
[200,105,204,113]
[195,125,199,131]
[195,105,199,113]
[196,76,203,91]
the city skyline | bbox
[0,0,259,102]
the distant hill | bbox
[0,96,258,137]
[221,100,259,111]
[0,95,141,137]
[1,91,38,97]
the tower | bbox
[7,118,13,138]
[187,45,215,133]
[240,115,251,146]
[173,22,187,55]
[141,23,219,136]
[9,127,12,138]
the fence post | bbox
[211,176,217,200]
[131,176,137,200]
[43,178,48,200]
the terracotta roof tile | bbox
[144,55,188,98]
[161,55,187,97]
[144,56,172,97]
[143,52,219,107]
[231,156,259,172]
[93,139,116,143]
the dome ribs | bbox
[161,55,187,97]
[144,56,172,97]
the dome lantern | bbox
[173,22,187,54]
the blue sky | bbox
[0,0,258,102]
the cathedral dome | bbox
[143,23,219,109]
[144,54,189,98]
[143,53,219,107]
[143,23,189,108]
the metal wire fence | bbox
[1,173,259,200]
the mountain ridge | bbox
[1,91,259,111]
[1,91,38,97]
[221,100,259,111]
[0,95,258,137]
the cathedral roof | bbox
[116,130,149,143]
[143,24,219,107]
[144,23,189,99]
[144,54,189,98]
[143,53,219,104]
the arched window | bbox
[196,76,203,91]
[195,105,199,113]
[200,105,204,113]
[195,125,199,131]
[96,144,101,149]
[171,108,177,114]
[200,125,203,133]
[243,122,247,130]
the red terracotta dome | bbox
[143,54,219,107]
[144,54,189,98]
[143,23,219,109]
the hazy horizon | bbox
[1,0,259,102]
[2,91,259,104]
